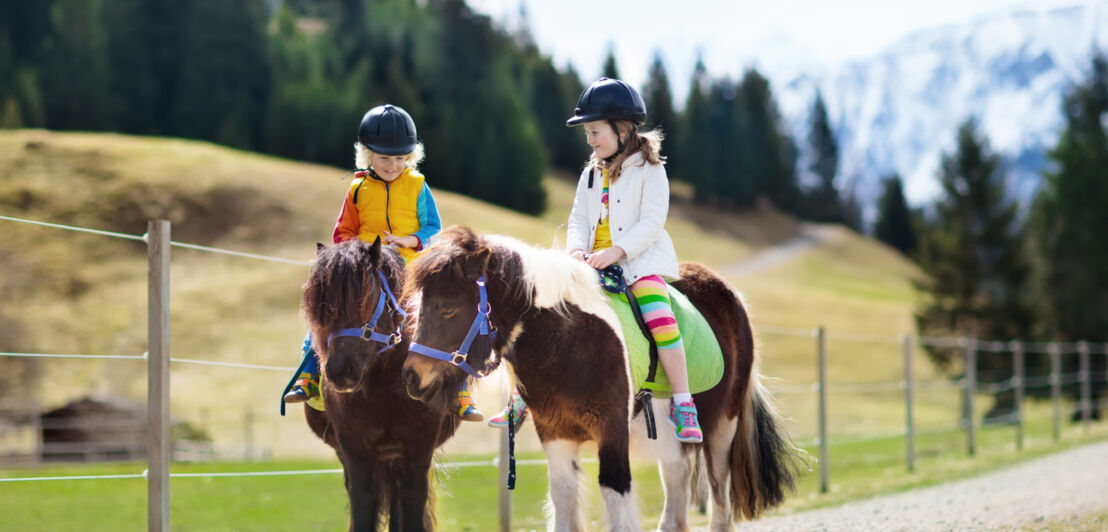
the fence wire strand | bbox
[1,214,309,266]
[0,352,146,360]
[170,357,295,372]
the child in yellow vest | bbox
[282,104,483,421]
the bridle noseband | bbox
[408,275,497,378]
[327,269,407,353]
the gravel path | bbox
[723,225,837,276]
[738,440,1108,532]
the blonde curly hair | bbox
[354,142,426,171]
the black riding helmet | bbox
[565,77,646,127]
[358,104,418,155]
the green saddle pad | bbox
[604,285,724,397]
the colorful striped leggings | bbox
[630,275,682,350]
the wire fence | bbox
[2,214,1106,530]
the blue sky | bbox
[467,0,1092,101]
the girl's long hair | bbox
[587,120,664,182]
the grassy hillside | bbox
[0,129,928,459]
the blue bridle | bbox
[326,269,407,353]
[408,275,497,379]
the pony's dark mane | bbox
[302,239,406,344]
[405,225,531,306]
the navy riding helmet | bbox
[358,104,418,155]
[565,77,647,127]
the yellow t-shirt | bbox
[592,168,612,251]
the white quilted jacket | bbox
[566,152,680,284]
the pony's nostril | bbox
[402,367,421,393]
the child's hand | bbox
[585,246,625,270]
[569,249,587,262]
[384,233,419,249]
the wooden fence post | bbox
[1078,341,1091,431]
[1012,341,1024,451]
[965,337,976,457]
[903,335,915,472]
[817,327,829,493]
[1050,342,1061,442]
[147,220,170,532]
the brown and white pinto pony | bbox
[300,238,459,531]
[400,226,797,532]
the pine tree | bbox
[1033,53,1108,418]
[170,0,271,148]
[737,69,797,210]
[601,47,620,79]
[642,52,678,137]
[420,0,546,213]
[641,52,679,174]
[709,77,744,204]
[0,0,55,126]
[805,91,842,222]
[875,174,918,255]
[40,0,112,130]
[916,119,1035,418]
[680,56,712,201]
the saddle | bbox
[602,284,724,397]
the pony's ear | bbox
[369,236,382,265]
[460,241,492,280]
[316,242,326,255]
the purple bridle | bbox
[408,275,497,378]
[326,269,407,353]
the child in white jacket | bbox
[489,77,702,443]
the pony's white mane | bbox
[484,235,633,414]
[484,235,607,316]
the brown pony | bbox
[400,226,797,532]
[300,238,459,532]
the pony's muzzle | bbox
[402,364,441,403]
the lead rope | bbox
[507,407,517,490]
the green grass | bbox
[2,413,1104,531]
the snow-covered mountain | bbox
[773,1,1108,218]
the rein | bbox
[408,275,498,379]
[327,269,407,353]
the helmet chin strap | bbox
[609,119,624,154]
[604,119,628,165]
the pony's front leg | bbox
[543,439,586,532]
[342,458,383,532]
[393,456,433,532]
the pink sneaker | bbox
[669,400,703,443]
[488,392,527,428]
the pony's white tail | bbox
[729,372,798,520]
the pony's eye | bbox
[441,308,457,319]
